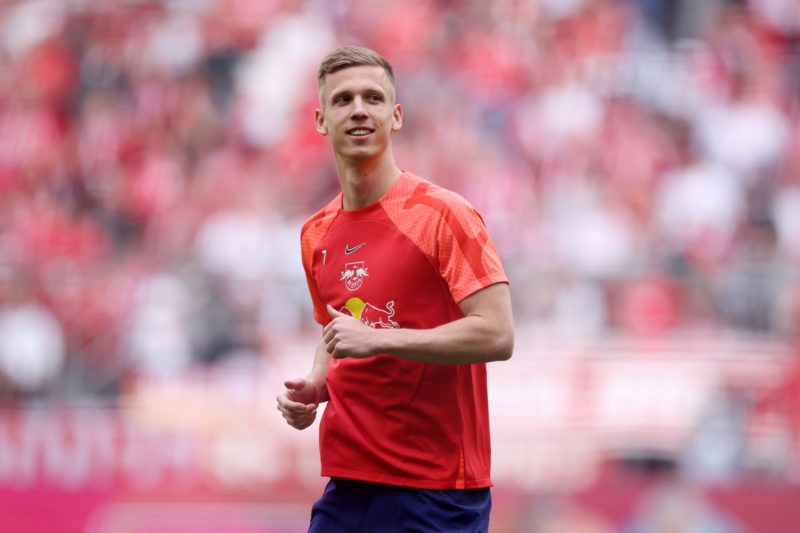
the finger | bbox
[292,417,314,430]
[283,409,316,429]
[323,325,334,344]
[283,411,310,428]
[327,304,344,318]
[281,406,315,421]
[277,398,316,413]
[283,378,306,390]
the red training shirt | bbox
[300,171,508,490]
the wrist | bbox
[308,376,329,404]
[375,327,401,355]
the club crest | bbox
[340,261,369,291]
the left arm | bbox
[322,282,514,365]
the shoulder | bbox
[300,195,341,265]
[382,173,489,261]
[301,194,341,240]
[395,172,478,221]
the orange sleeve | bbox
[300,198,340,325]
[384,175,508,303]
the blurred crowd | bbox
[0,0,798,402]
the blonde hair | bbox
[317,46,395,92]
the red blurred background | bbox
[0,0,798,531]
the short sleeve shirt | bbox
[300,171,508,489]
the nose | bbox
[350,96,368,118]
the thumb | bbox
[283,378,306,390]
[327,304,344,318]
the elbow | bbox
[491,328,514,362]
[498,339,514,362]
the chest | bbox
[311,216,451,327]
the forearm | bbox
[378,314,513,365]
[308,341,332,403]
[324,283,514,365]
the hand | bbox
[323,305,379,359]
[276,378,320,430]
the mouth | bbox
[346,127,374,137]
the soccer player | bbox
[276,46,514,532]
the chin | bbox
[342,147,378,160]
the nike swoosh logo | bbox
[344,243,366,255]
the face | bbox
[316,65,402,162]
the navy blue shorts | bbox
[308,478,492,533]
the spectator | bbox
[0,266,65,397]
[0,0,794,403]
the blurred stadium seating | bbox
[0,0,797,531]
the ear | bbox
[315,108,328,135]
[391,103,403,132]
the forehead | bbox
[320,65,394,101]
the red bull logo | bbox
[342,297,399,329]
[340,261,369,291]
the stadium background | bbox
[0,0,798,531]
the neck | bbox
[335,153,402,210]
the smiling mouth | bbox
[347,128,373,137]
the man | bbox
[276,46,514,532]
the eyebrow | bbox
[328,85,388,102]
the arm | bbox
[276,340,331,430]
[323,282,514,365]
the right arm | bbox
[276,339,331,430]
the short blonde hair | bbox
[317,46,395,92]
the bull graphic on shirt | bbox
[340,261,369,291]
[341,297,399,329]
